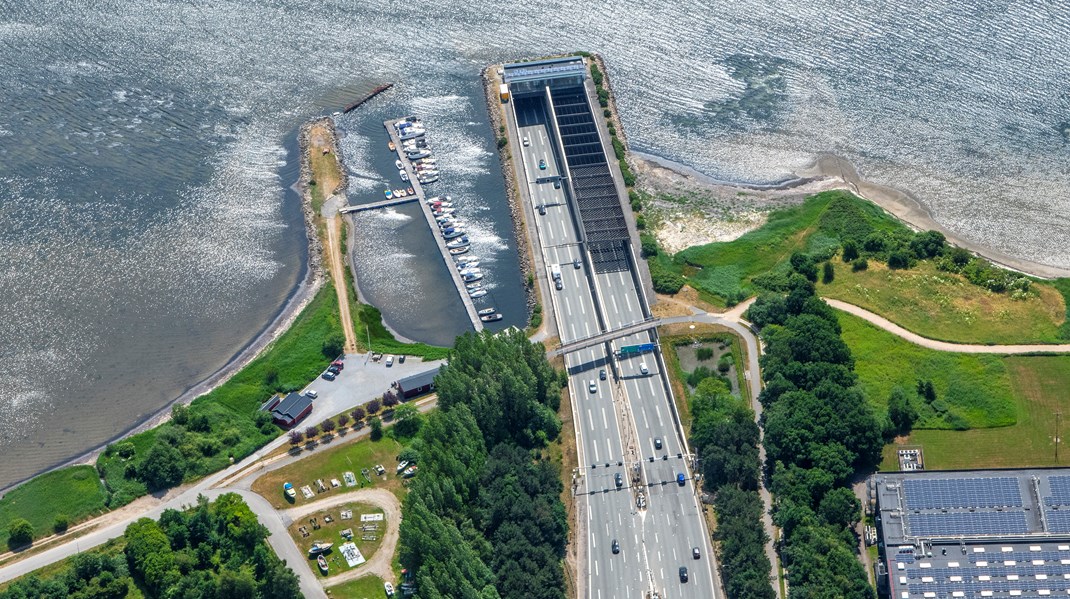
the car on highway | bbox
[615,472,623,488]
[654,437,662,450]
[555,279,563,290]
[611,539,620,554]
[538,158,546,170]
[523,136,530,147]
[679,566,688,583]
[677,472,686,486]
[321,371,337,381]
[538,204,546,215]
[554,179,561,189]
[589,381,597,393]
[693,546,701,560]
[573,258,581,269]
[599,369,606,380]
[639,362,649,375]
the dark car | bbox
[398,355,406,364]
[553,179,561,189]
[538,159,547,170]
[692,546,701,560]
[599,369,606,381]
[538,204,546,215]
[615,472,623,488]
[327,365,341,375]
[611,539,620,554]
[677,473,686,486]
[679,566,688,583]
[573,258,581,269]
[321,371,337,381]
[555,279,563,290]
[654,437,662,450]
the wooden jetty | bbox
[339,196,418,214]
[342,84,394,114]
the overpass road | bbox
[510,88,718,599]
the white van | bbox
[639,362,649,375]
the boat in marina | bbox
[387,141,396,151]
[466,282,483,291]
[480,313,503,322]
[398,127,426,141]
[443,229,465,240]
[457,260,480,270]
[448,246,469,256]
[469,289,488,299]
[406,186,414,194]
[432,206,454,214]
[426,195,451,203]
[317,555,329,574]
[455,254,479,263]
[463,272,483,283]
[384,189,393,199]
[394,159,404,170]
[399,170,409,182]
[393,188,406,197]
[418,175,438,184]
[446,236,470,249]
[477,307,496,316]
[406,149,432,160]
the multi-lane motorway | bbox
[509,90,718,599]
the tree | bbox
[288,430,304,446]
[7,518,33,549]
[369,417,383,441]
[818,487,862,529]
[841,239,859,262]
[304,424,319,439]
[115,441,136,460]
[640,233,659,257]
[822,261,835,284]
[350,406,366,421]
[138,440,186,491]
[790,252,818,282]
[322,332,344,358]
[851,258,868,271]
[917,379,936,403]
[171,404,189,426]
[366,399,382,415]
[321,418,336,434]
[888,249,911,269]
[392,404,423,438]
[696,347,714,361]
[52,514,69,534]
[887,387,918,434]
[338,413,351,428]
[910,230,946,259]
[383,390,400,408]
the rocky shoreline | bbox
[481,65,538,319]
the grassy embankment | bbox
[326,574,386,599]
[667,190,1069,344]
[0,467,108,551]
[838,310,1070,469]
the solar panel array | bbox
[908,512,1029,537]
[1045,509,1070,533]
[1047,476,1070,506]
[893,546,1070,598]
[904,477,1023,510]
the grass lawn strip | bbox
[0,466,107,550]
[252,436,411,510]
[325,574,385,599]
[839,310,1016,430]
[822,258,1065,344]
[882,355,1070,470]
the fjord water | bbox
[2,1,1069,488]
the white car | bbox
[303,389,318,399]
[385,355,394,367]
[522,136,530,147]
[384,581,395,596]
[588,381,597,393]
[639,362,649,375]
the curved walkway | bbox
[824,298,1070,354]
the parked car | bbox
[385,355,394,367]
[327,365,341,375]
[321,371,336,381]
[384,581,395,596]
[304,389,318,399]
[331,359,344,370]
[398,355,406,363]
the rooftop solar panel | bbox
[907,511,1029,537]
[903,477,1023,510]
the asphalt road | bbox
[512,91,718,599]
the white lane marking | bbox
[581,297,587,314]
[611,295,619,314]
[584,321,591,336]
[592,533,597,549]
[618,270,626,287]
[673,547,677,561]
[625,293,632,313]
[618,513,622,526]
[547,220,555,240]
[593,443,599,463]
[666,514,671,527]
[647,378,656,394]
[594,558,599,577]
[602,407,608,429]
[560,219,567,239]
[606,439,612,462]
[642,409,649,429]
[655,533,659,544]
[565,296,572,316]
[588,408,594,431]
[655,404,663,427]
[570,322,577,340]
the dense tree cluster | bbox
[748,273,881,598]
[400,331,567,599]
[687,377,775,599]
[0,494,300,599]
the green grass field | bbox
[326,574,386,599]
[839,311,1016,430]
[252,435,411,510]
[0,466,108,549]
[882,356,1070,470]
[822,259,1066,344]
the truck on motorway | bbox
[550,264,562,290]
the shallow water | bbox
[2,0,1069,487]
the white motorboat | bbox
[477,307,496,316]
[399,170,409,182]
[446,236,470,249]
[418,175,439,184]
[480,313,503,322]
[458,261,481,270]
[406,149,431,160]
[442,229,466,240]
[394,160,404,170]
[463,272,483,283]
[426,195,451,203]
[455,255,480,264]
[469,289,488,298]
[398,127,426,141]
[449,246,469,255]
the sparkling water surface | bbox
[2,0,1068,487]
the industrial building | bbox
[874,469,1070,598]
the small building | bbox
[502,55,587,97]
[394,370,437,400]
[261,392,313,428]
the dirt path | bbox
[825,298,1070,354]
[287,489,402,587]
[306,122,357,354]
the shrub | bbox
[687,366,715,388]
[852,258,868,272]
[822,261,835,284]
[383,390,400,408]
[717,353,733,374]
[888,249,912,269]
[288,430,304,446]
[338,413,351,428]
[322,332,344,358]
[138,440,186,491]
[367,399,382,414]
[369,417,383,441]
[597,88,609,107]
[619,160,636,187]
[304,424,319,439]
[171,405,189,426]
[696,347,714,361]
[635,215,646,230]
[53,514,69,534]
[350,406,366,422]
[497,137,507,149]
[841,239,859,262]
[321,418,336,434]
[611,137,626,161]
[590,63,604,86]
[640,233,659,258]
[116,442,136,460]
[7,518,33,549]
